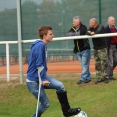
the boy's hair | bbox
[38,26,52,39]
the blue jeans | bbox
[26,76,66,117]
[76,49,91,81]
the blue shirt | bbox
[27,40,47,81]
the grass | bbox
[0,73,117,117]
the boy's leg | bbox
[56,91,81,117]
[45,76,81,117]
[26,82,50,117]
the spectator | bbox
[67,16,92,84]
[105,16,117,80]
[86,18,109,84]
[26,26,81,117]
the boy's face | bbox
[44,30,54,42]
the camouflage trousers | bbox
[94,48,108,79]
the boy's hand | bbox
[42,81,50,86]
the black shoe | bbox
[95,79,103,84]
[77,80,84,85]
[67,108,81,116]
[84,79,91,83]
[109,77,116,80]
[63,108,81,117]
[103,78,109,83]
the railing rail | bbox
[0,33,117,83]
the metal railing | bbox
[0,32,117,83]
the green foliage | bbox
[0,0,117,59]
[0,0,117,40]
[0,73,117,117]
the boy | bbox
[26,26,81,117]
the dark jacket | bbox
[67,24,90,53]
[105,25,117,48]
[86,24,107,50]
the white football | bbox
[74,111,87,117]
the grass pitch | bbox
[0,73,117,117]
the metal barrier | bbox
[0,33,117,83]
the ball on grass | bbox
[74,111,87,117]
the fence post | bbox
[6,43,10,82]
[17,0,23,84]
[98,0,102,24]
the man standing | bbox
[86,18,109,84]
[26,26,81,117]
[67,16,92,84]
[105,16,117,80]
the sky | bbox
[0,0,60,11]
[0,0,42,11]
[0,0,17,11]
